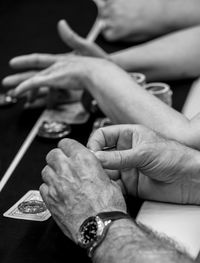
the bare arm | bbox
[101,0,200,42]
[84,59,200,149]
[6,56,200,149]
[94,219,193,263]
[110,26,200,81]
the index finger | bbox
[10,54,56,69]
[58,138,93,158]
[87,126,121,152]
[12,74,51,97]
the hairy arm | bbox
[110,26,200,81]
[93,219,193,263]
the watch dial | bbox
[79,217,99,247]
[83,220,98,245]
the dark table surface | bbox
[0,1,194,262]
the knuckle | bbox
[115,151,127,169]
[58,138,75,149]
[57,138,69,148]
[46,148,60,163]
[39,183,47,197]
[41,165,49,180]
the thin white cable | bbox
[0,112,45,192]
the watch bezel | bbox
[77,216,108,249]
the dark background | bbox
[0,1,194,262]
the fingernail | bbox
[9,58,17,65]
[2,77,8,85]
[7,89,16,98]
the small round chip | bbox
[18,200,47,214]
[0,94,17,107]
[38,121,71,139]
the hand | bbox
[2,20,107,105]
[100,0,166,42]
[3,56,94,98]
[39,139,126,242]
[87,125,200,204]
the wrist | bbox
[93,218,138,262]
[77,211,130,257]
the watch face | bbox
[78,216,104,248]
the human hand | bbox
[2,56,96,98]
[39,139,126,242]
[100,0,167,42]
[87,125,200,204]
[2,20,107,106]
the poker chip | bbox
[129,72,146,87]
[18,200,47,214]
[145,82,173,106]
[0,94,17,107]
[38,121,71,139]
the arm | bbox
[84,59,200,149]
[5,56,200,149]
[4,22,200,85]
[110,25,200,81]
[94,219,193,263]
[101,0,200,42]
[40,138,194,263]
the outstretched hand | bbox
[2,20,107,107]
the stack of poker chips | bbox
[145,82,173,106]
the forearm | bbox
[110,26,200,81]
[84,59,198,145]
[163,0,200,31]
[93,219,193,263]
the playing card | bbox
[3,190,51,221]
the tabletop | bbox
[0,1,194,262]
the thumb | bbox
[57,19,86,51]
[95,149,140,170]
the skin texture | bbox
[40,138,126,242]
[40,135,194,263]
[100,0,200,42]
[110,26,200,81]
[87,125,200,204]
[3,55,200,150]
[3,21,200,87]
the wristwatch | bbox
[77,211,131,258]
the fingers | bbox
[9,53,57,69]
[58,138,91,158]
[102,26,118,41]
[95,149,137,170]
[46,148,68,174]
[11,74,51,97]
[104,169,120,181]
[58,20,87,51]
[87,126,121,152]
[41,165,56,186]
[24,87,49,108]
[39,183,49,204]
[93,0,107,10]
[2,71,37,87]
[58,19,107,58]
